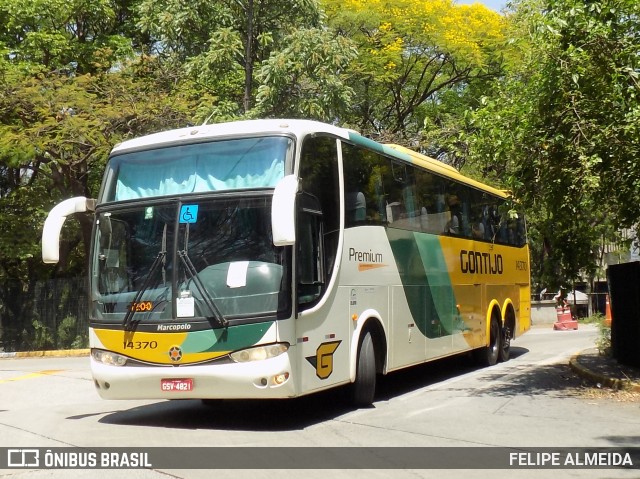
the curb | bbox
[569,352,640,393]
[0,349,90,359]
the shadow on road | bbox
[375,346,530,401]
[598,435,640,447]
[99,347,534,431]
[99,391,354,431]
[469,362,591,398]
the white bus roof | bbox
[111,119,352,154]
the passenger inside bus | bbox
[346,191,366,223]
[472,217,485,239]
[446,196,461,235]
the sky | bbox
[455,0,507,12]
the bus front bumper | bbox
[91,352,296,400]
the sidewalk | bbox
[0,349,89,359]
[570,348,640,392]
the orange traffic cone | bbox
[605,294,612,327]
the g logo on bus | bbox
[306,341,341,380]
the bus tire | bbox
[499,325,511,362]
[475,315,500,367]
[351,331,376,407]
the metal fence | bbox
[0,277,89,352]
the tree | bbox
[0,0,201,349]
[0,57,195,349]
[0,0,138,74]
[322,0,507,144]
[253,28,358,120]
[137,0,323,117]
[466,0,640,289]
[0,63,194,275]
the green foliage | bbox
[581,313,611,357]
[466,0,640,288]
[322,0,508,142]
[594,315,612,357]
[0,0,136,74]
[30,319,54,351]
[254,28,358,120]
[137,0,324,116]
[57,315,88,349]
[2,0,640,350]
[0,277,88,352]
[0,65,193,277]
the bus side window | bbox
[298,135,339,310]
[297,194,324,306]
[342,143,388,227]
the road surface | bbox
[1,324,638,478]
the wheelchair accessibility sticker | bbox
[179,205,199,224]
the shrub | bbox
[593,314,612,357]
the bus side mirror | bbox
[42,196,96,264]
[272,175,298,246]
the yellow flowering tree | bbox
[322,0,506,142]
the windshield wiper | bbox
[122,249,166,330]
[122,223,168,330]
[178,250,228,328]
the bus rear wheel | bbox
[499,325,511,362]
[351,331,376,407]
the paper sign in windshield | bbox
[227,261,249,288]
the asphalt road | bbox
[1,324,638,479]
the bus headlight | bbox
[230,343,289,363]
[92,349,127,366]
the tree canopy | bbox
[466,0,640,289]
[322,0,507,143]
[1,0,639,296]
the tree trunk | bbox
[243,0,254,113]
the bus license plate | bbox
[161,378,193,392]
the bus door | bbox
[294,135,348,393]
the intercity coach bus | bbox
[42,119,530,407]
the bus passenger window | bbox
[297,194,324,307]
[342,143,387,227]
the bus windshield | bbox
[91,196,289,324]
[102,136,292,202]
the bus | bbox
[41,119,530,407]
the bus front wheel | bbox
[351,331,376,407]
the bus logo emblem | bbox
[168,346,183,362]
[306,341,341,379]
